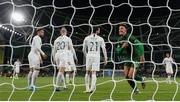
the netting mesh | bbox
[0,0,180,101]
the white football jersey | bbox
[53,35,73,53]
[163,57,173,68]
[14,61,21,69]
[30,35,45,56]
[83,34,106,55]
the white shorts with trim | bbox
[65,51,76,72]
[28,52,41,69]
[86,54,100,71]
[166,67,173,74]
[55,52,69,69]
[15,67,20,73]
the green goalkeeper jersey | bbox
[116,33,144,61]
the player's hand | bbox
[140,56,145,63]
[75,59,78,64]
[42,54,47,59]
[104,58,108,66]
[122,42,128,48]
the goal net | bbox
[0,0,180,101]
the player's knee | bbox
[30,68,33,72]
[124,72,128,77]
[91,71,96,75]
[125,76,129,79]
[128,74,133,79]
[86,71,90,75]
[59,67,64,72]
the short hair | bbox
[119,23,127,28]
[165,52,170,54]
[36,27,44,34]
[119,23,129,33]
[93,26,100,33]
[60,27,67,34]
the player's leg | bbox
[30,55,41,91]
[12,68,15,79]
[89,57,100,93]
[124,63,134,89]
[128,66,140,94]
[63,57,70,89]
[15,68,19,79]
[167,73,171,84]
[134,62,145,89]
[55,67,65,91]
[165,67,171,84]
[124,66,137,91]
[27,53,33,89]
[61,70,67,89]
[65,71,70,84]
[85,56,91,92]
[66,61,73,84]
[70,66,77,84]
[15,72,19,79]
[71,70,76,84]
[135,74,145,89]
[55,53,67,91]
[167,72,173,84]
[69,64,76,84]
[85,70,90,92]
[31,68,40,89]
[90,70,97,93]
[169,67,173,84]
[27,68,33,89]
[69,71,73,84]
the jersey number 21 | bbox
[90,41,98,51]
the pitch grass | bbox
[0,76,180,101]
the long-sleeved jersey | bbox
[30,35,45,56]
[116,33,144,61]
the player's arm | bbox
[72,47,78,63]
[136,41,145,63]
[82,38,87,56]
[52,41,57,63]
[101,39,108,65]
[19,61,22,67]
[34,37,47,59]
[13,62,16,68]
[162,58,166,67]
[116,42,128,55]
[172,57,175,62]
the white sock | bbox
[27,71,33,87]
[168,75,171,80]
[31,70,39,87]
[66,73,70,84]
[168,75,171,83]
[90,73,97,91]
[62,74,67,88]
[56,72,62,88]
[85,74,90,91]
[15,74,18,78]
[72,71,76,84]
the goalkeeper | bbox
[116,23,145,94]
